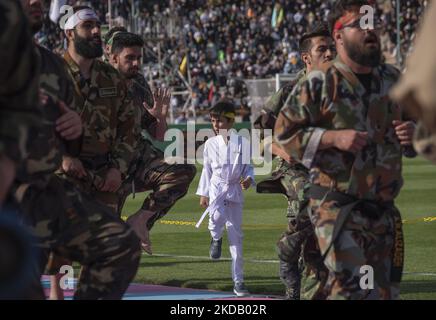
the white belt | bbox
[195,176,240,228]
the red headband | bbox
[333,11,359,33]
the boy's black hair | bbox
[299,23,331,54]
[111,32,144,55]
[209,100,236,121]
[327,0,370,34]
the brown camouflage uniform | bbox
[61,52,137,212]
[0,0,41,165]
[8,43,141,299]
[117,74,196,230]
[275,57,413,299]
[254,70,312,299]
[0,0,43,298]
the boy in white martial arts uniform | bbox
[196,100,255,297]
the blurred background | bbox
[40,0,427,123]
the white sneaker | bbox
[233,282,249,297]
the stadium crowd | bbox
[3,0,435,301]
[37,0,427,116]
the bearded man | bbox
[275,0,416,299]
[60,6,137,213]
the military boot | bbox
[279,260,301,300]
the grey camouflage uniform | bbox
[8,39,141,299]
[117,74,196,230]
[254,70,311,299]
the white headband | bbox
[64,9,100,30]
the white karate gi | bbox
[196,132,255,283]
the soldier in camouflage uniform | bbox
[1,0,141,299]
[103,26,127,63]
[22,0,135,300]
[14,0,140,300]
[23,0,79,299]
[275,0,416,299]
[391,1,436,163]
[0,0,42,207]
[109,32,196,254]
[0,1,43,298]
[255,23,335,300]
[60,6,137,213]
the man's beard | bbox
[343,34,381,68]
[30,20,43,34]
[73,32,103,59]
[124,69,139,79]
[28,6,44,34]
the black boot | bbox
[279,260,301,300]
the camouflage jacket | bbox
[254,70,305,161]
[64,52,137,177]
[275,57,412,202]
[130,73,156,136]
[0,0,42,164]
[256,70,309,200]
[254,69,306,135]
[14,46,81,184]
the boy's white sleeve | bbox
[196,141,212,197]
[242,136,256,187]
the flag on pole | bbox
[179,54,188,75]
[277,8,284,27]
[218,50,225,63]
[49,0,67,23]
[271,5,278,28]
[208,83,215,103]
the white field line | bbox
[145,252,277,263]
[143,252,436,276]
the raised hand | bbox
[145,87,171,121]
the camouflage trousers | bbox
[299,230,329,300]
[58,166,120,214]
[276,212,306,299]
[261,163,309,299]
[309,197,404,300]
[118,157,196,230]
[276,203,329,300]
[13,175,141,299]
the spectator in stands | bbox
[175,111,188,124]
[37,0,425,120]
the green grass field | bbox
[122,157,436,299]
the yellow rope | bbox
[121,215,436,227]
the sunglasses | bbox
[342,18,382,31]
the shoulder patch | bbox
[99,87,117,98]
